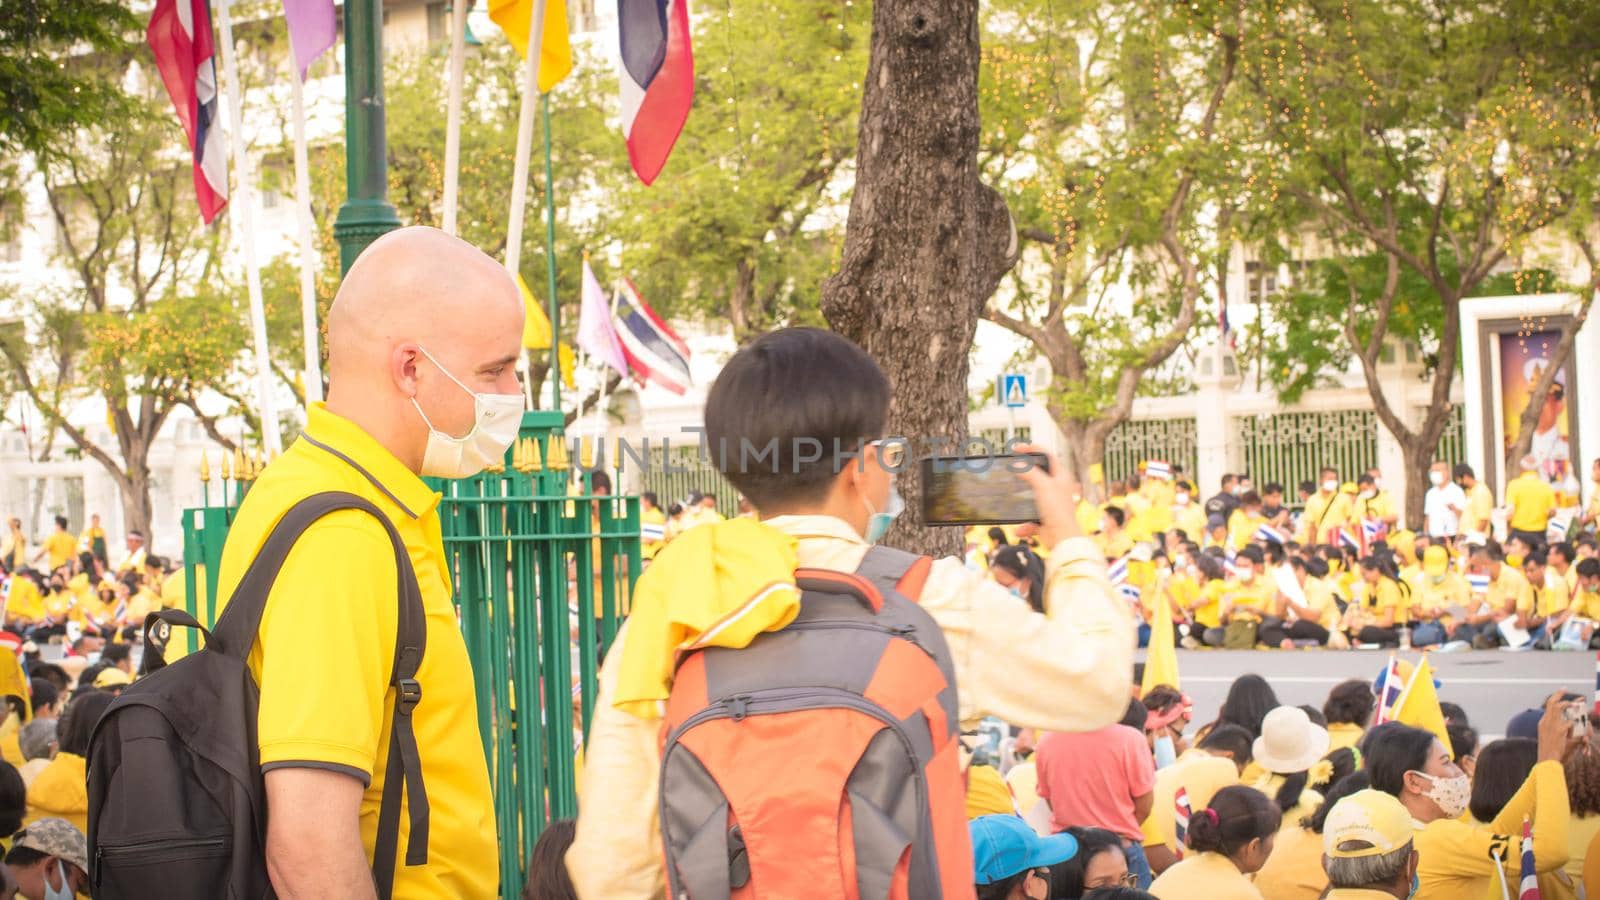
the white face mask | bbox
[1410,770,1470,820]
[1239,568,1256,584]
[1323,480,1338,493]
[1360,489,1376,500]
[1175,494,1190,506]
[410,346,524,479]
[1430,471,1446,486]
[45,860,72,900]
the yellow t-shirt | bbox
[1142,481,1176,535]
[1326,722,1364,751]
[1076,499,1104,537]
[1489,565,1534,616]
[1097,531,1134,561]
[1507,473,1557,533]
[1221,576,1274,622]
[213,403,496,898]
[1227,510,1266,552]
[1125,493,1156,542]
[1408,571,1469,628]
[1413,760,1568,900]
[1519,575,1570,620]
[1571,587,1600,620]
[1464,483,1495,535]
[1174,503,1207,542]
[1252,824,1327,900]
[4,578,44,625]
[1149,850,1264,900]
[1298,491,1353,544]
[1190,580,1227,629]
[1364,577,1411,625]
[1139,753,1239,851]
[1150,575,1199,623]
[42,531,77,572]
[1300,576,1341,629]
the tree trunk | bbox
[821,0,1015,558]
[1398,435,1433,533]
[113,432,155,548]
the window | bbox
[1244,261,1278,304]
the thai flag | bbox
[1108,555,1130,585]
[1520,817,1540,899]
[1173,787,1192,856]
[113,595,128,624]
[1468,573,1492,595]
[617,0,695,184]
[146,0,229,223]
[1223,549,1239,579]
[1145,461,1172,482]
[1340,528,1362,553]
[1362,519,1385,551]
[614,279,691,394]
[641,521,665,542]
[1374,655,1404,724]
[1254,523,1282,545]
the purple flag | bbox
[282,0,336,80]
[577,259,629,375]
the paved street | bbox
[1140,648,1596,740]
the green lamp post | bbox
[333,0,401,274]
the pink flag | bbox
[282,0,337,80]
[577,260,629,375]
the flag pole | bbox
[504,0,550,408]
[589,282,622,444]
[288,69,323,405]
[540,92,561,413]
[215,0,283,453]
[441,0,470,235]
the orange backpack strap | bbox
[854,545,934,604]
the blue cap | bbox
[969,815,1079,885]
[1506,708,1542,740]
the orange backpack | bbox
[659,545,973,899]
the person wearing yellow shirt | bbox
[1549,541,1579,594]
[1344,557,1410,647]
[1124,478,1156,543]
[1298,468,1353,545]
[3,574,45,631]
[1148,784,1279,900]
[1227,493,1268,552]
[1140,734,1245,876]
[1507,452,1558,546]
[1365,696,1573,900]
[1360,468,1401,526]
[639,492,667,562]
[1141,470,1176,537]
[1567,559,1600,650]
[1459,543,1535,648]
[1172,482,1207,543]
[1,519,25,573]
[1203,547,1273,647]
[1322,680,1375,752]
[31,517,77,575]
[1407,546,1468,646]
[1583,458,1600,531]
[1518,549,1571,648]
[1260,555,1339,647]
[79,513,108,566]
[1454,463,1495,542]
[1097,506,1135,560]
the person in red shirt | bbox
[1036,698,1158,888]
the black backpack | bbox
[86,492,430,899]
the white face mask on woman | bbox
[1409,770,1470,819]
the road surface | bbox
[1138,648,1595,740]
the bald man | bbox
[211,227,522,898]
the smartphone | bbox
[1565,694,1589,738]
[920,453,1051,525]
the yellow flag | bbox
[489,0,573,92]
[518,273,553,349]
[1394,654,1450,753]
[1142,586,1180,695]
[557,342,575,390]
[0,649,30,723]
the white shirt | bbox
[1424,483,1468,537]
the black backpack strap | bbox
[206,491,429,899]
[139,609,210,676]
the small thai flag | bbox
[1174,787,1192,856]
[1145,461,1172,482]
[641,522,665,542]
[113,596,128,624]
[1254,523,1282,544]
[1362,518,1385,551]
[1118,581,1144,610]
[1521,817,1540,899]
[1108,555,1130,585]
[1468,573,1492,595]
[1340,528,1362,552]
[1374,655,1404,724]
[1550,518,1569,539]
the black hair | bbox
[666,503,683,517]
[1551,543,1576,565]
[3,844,46,868]
[520,819,577,900]
[1198,724,1254,763]
[1240,490,1262,507]
[53,515,67,530]
[1453,463,1475,480]
[588,471,612,494]
[1298,480,1316,495]
[28,678,57,716]
[987,527,1008,545]
[1363,722,1439,797]
[1472,541,1505,564]
[1524,548,1549,568]
[703,328,890,509]
[1104,506,1126,529]
[59,690,115,757]
[30,664,68,695]
[1357,473,1376,487]
[0,761,22,837]
[1324,679,1376,728]
[1049,826,1130,899]
[1299,705,1328,728]
[1217,674,1280,739]
[101,643,132,666]
[1277,746,1359,815]
[1221,473,1237,488]
[1263,483,1284,496]
[1187,785,1281,856]
[1194,554,1224,582]
[1304,770,1372,833]
[1578,536,1600,553]
[1304,556,1330,579]
[1120,698,1149,732]
[1469,738,1538,823]
[1237,545,1264,566]
[1264,542,1286,564]
[991,545,1046,613]
[1439,702,1469,726]
[1447,723,1479,765]
[1080,890,1156,900]
[1143,685,1185,717]
[641,491,658,507]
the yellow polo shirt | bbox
[1464,483,1495,535]
[1150,850,1264,899]
[1507,472,1557,533]
[42,531,77,572]
[1519,576,1570,620]
[1300,576,1341,629]
[213,403,496,898]
[1220,576,1274,622]
[1409,571,1469,628]
[1298,491,1352,544]
[1489,565,1534,615]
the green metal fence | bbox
[180,412,637,897]
[1234,409,1379,507]
[1104,418,1199,487]
[635,439,739,518]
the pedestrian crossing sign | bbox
[1000,373,1028,408]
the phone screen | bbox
[920,454,1050,525]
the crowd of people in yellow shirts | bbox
[958,665,1600,899]
[962,453,1600,654]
